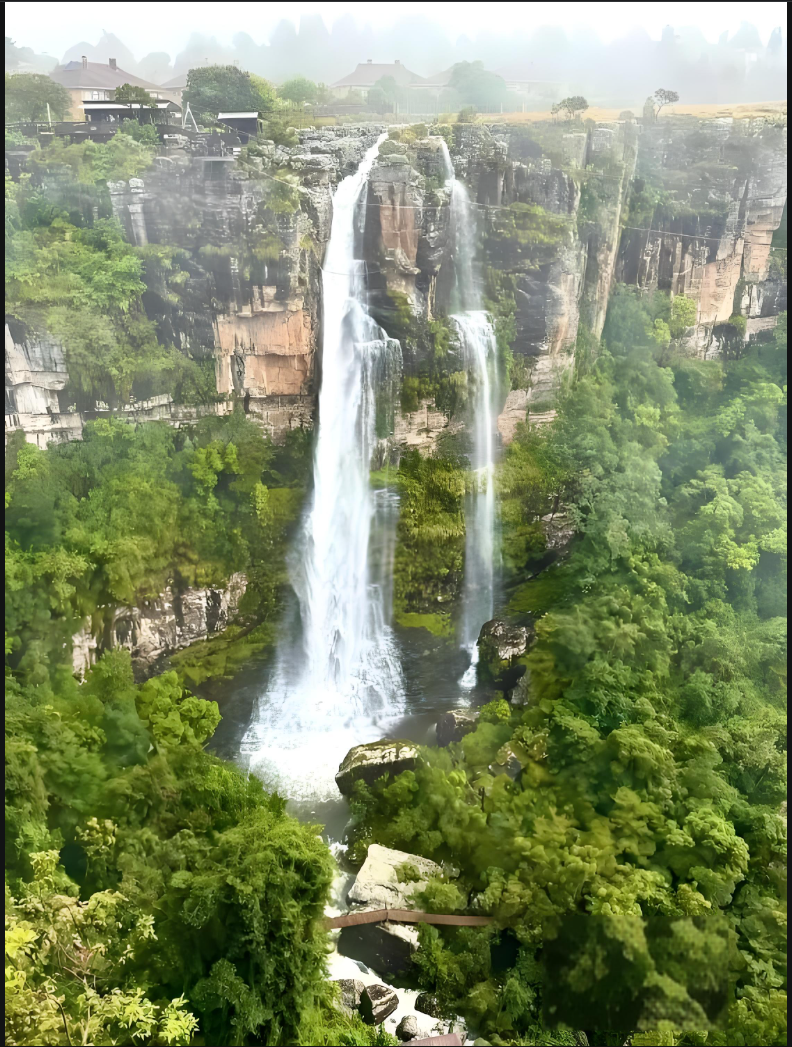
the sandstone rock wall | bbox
[616,117,787,356]
[72,572,247,678]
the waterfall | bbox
[440,141,499,684]
[241,135,405,801]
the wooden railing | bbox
[324,908,493,929]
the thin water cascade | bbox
[241,136,405,801]
[440,141,500,686]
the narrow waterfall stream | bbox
[240,136,406,803]
[441,142,500,685]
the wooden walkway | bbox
[324,907,493,930]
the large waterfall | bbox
[441,142,499,682]
[241,136,405,801]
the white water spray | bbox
[241,136,405,800]
[440,142,499,686]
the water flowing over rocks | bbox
[336,741,419,797]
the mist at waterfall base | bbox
[240,135,408,805]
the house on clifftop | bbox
[330,59,425,99]
[48,57,180,118]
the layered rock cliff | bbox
[617,115,787,355]
[5,116,786,454]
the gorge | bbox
[5,106,787,1047]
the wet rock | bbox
[415,992,442,1017]
[360,983,399,1024]
[335,740,418,796]
[436,710,478,747]
[331,978,365,1014]
[396,1014,420,1041]
[508,672,532,707]
[348,844,442,908]
[490,741,528,782]
[542,511,574,553]
[338,921,418,978]
[477,618,533,689]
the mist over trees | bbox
[20,18,787,105]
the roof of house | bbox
[331,61,425,90]
[49,60,160,91]
[160,72,188,89]
[411,67,454,88]
[217,112,260,120]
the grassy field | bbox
[488,100,787,123]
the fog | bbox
[6,1,788,105]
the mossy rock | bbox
[379,138,408,156]
[335,739,419,796]
[477,618,534,690]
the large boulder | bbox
[336,740,418,796]
[331,978,365,1015]
[477,618,533,689]
[415,992,442,1017]
[360,983,399,1024]
[436,710,478,747]
[338,920,418,978]
[348,844,442,908]
[396,1014,420,1041]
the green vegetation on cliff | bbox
[353,293,788,1046]
[5,413,309,685]
[5,138,219,407]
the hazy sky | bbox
[6,0,788,60]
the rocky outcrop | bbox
[396,1015,420,1041]
[71,572,246,678]
[617,116,787,356]
[338,920,419,979]
[332,978,366,1015]
[393,398,465,452]
[477,618,533,689]
[5,319,83,448]
[336,740,419,796]
[436,710,479,747]
[347,844,442,909]
[360,983,399,1024]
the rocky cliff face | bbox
[5,118,786,454]
[617,116,787,356]
[72,572,247,678]
[6,128,382,448]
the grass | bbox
[488,101,787,124]
[394,611,454,637]
[168,622,276,686]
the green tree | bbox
[653,88,680,119]
[278,76,318,107]
[5,72,71,123]
[560,95,589,119]
[114,82,156,107]
[183,65,274,124]
[449,61,507,110]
